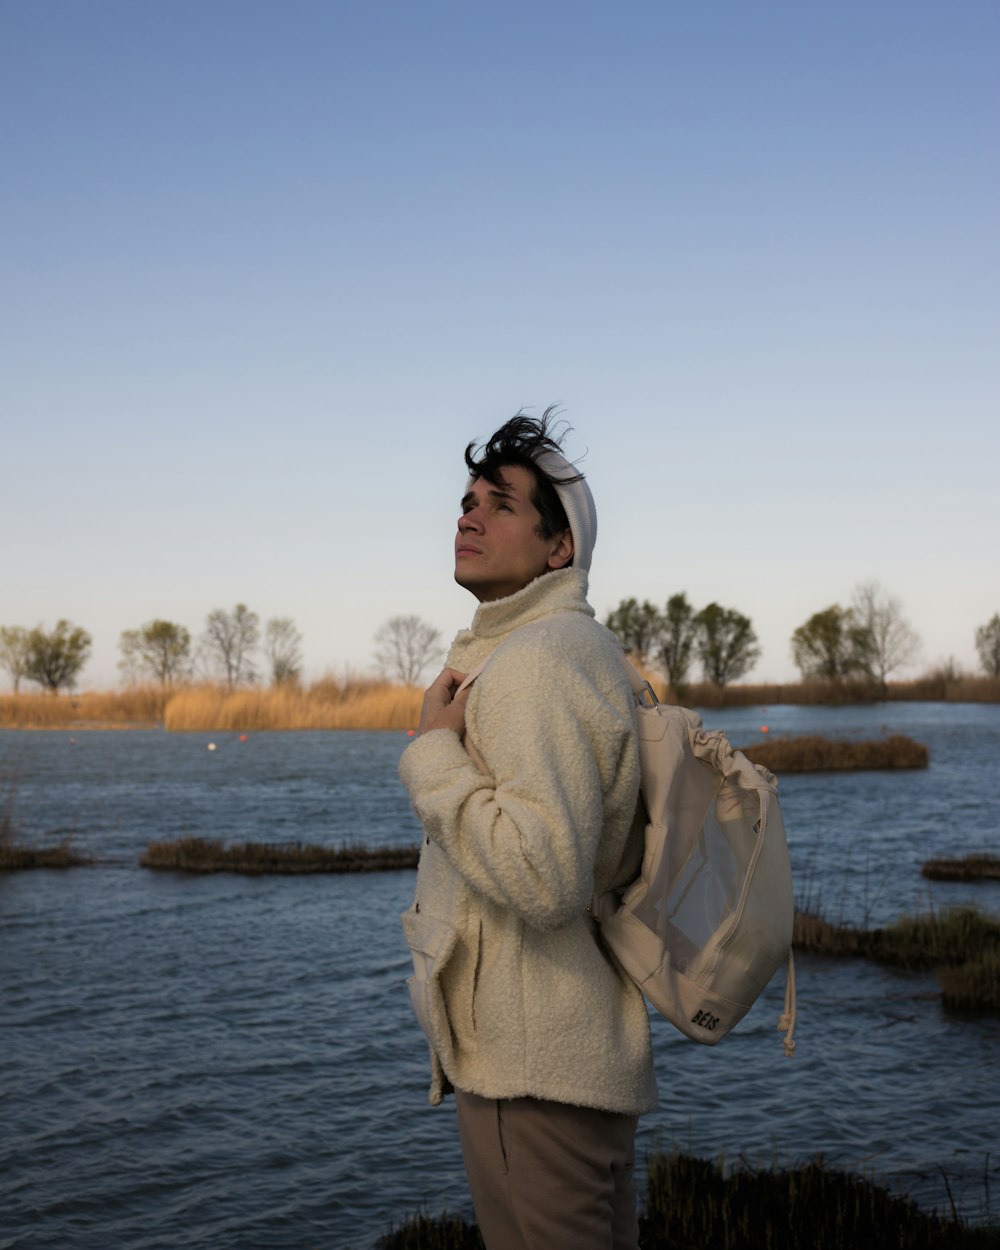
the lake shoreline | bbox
[1,675,999,733]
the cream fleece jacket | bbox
[399,568,657,1113]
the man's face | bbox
[455,464,573,603]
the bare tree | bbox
[265,617,303,685]
[118,620,191,685]
[201,604,260,689]
[976,613,1000,677]
[850,581,921,691]
[0,626,32,692]
[374,615,444,685]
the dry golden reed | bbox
[0,684,169,728]
[0,677,422,731]
[163,678,423,732]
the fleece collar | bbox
[448,567,593,660]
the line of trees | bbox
[0,606,444,693]
[4,598,1000,695]
[605,582,999,691]
[604,594,761,688]
[0,607,304,694]
[790,582,921,692]
[0,621,92,693]
[118,606,304,689]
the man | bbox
[399,409,656,1249]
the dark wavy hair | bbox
[464,407,584,544]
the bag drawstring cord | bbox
[778,950,797,1057]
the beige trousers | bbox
[454,1090,640,1250]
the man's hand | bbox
[417,667,471,738]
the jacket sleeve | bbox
[399,628,637,930]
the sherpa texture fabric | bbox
[400,568,657,1114]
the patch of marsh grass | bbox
[923,853,1000,882]
[377,1211,483,1250]
[0,843,88,869]
[872,908,1000,970]
[0,772,89,869]
[794,906,1000,967]
[740,734,928,772]
[938,949,1000,1011]
[794,906,1000,1012]
[140,836,419,874]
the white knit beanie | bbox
[534,448,598,573]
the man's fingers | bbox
[417,668,471,737]
[428,667,468,698]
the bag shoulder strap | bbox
[455,659,488,696]
[619,653,659,704]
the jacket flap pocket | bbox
[401,908,458,981]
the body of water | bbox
[2,702,999,1248]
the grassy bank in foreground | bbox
[378,1150,1000,1249]
[1,673,998,731]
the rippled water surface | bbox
[2,704,999,1249]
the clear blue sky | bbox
[2,0,997,687]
